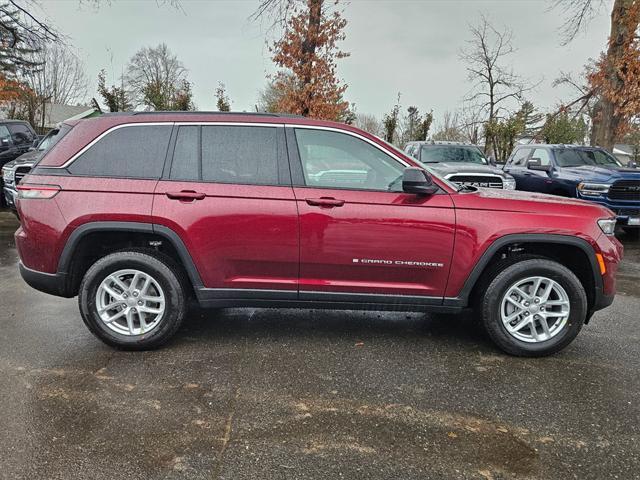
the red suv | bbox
[15,112,623,356]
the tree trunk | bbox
[595,0,633,151]
[301,0,322,116]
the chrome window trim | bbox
[52,121,285,170]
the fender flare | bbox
[57,221,204,288]
[443,233,603,307]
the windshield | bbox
[420,145,488,165]
[554,148,622,168]
[33,124,73,165]
[37,130,57,151]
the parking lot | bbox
[0,209,638,480]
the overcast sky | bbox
[41,0,611,122]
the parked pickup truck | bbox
[2,126,68,211]
[405,141,516,190]
[505,144,640,234]
[14,112,622,356]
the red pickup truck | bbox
[14,112,623,356]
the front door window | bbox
[295,129,405,192]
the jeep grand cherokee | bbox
[14,112,623,356]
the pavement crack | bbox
[212,311,252,479]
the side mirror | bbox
[32,138,39,147]
[487,155,497,166]
[527,159,552,173]
[402,167,439,195]
[628,161,637,168]
[1,138,9,146]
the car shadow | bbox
[173,306,494,352]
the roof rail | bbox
[123,111,306,118]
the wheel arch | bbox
[444,234,603,309]
[57,222,204,296]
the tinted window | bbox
[8,123,35,144]
[554,148,621,168]
[420,146,487,164]
[170,126,199,180]
[295,128,405,191]
[68,125,172,178]
[531,148,552,166]
[510,148,531,166]
[201,126,278,185]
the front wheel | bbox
[78,250,187,350]
[480,258,587,357]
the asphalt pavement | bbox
[0,210,638,480]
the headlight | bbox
[578,182,610,196]
[597,218,616,235]
[2,167,13,185]
[503,175,516,190]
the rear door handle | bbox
[166,190,206,201]
[305,197,345,208]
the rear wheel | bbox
[479,258,587,357]
[78,250,187,350]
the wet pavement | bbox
[0,210,638,480]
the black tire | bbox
[78,250,187,350]
[478,258,587,357]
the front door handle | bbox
[306,197,345,208]
[166,190,206,201]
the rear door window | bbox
[201,126,279,185]
[68,125,172,178]
[167,125,282,185]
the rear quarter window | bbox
[68,125,172,178]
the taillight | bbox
[17,184,61,199]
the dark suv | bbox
[0,120,38,206]
[14,112,622,356]
[505,144,640,232]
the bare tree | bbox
[355,113,382,137]
[11,44,88,129]
[39,44,87,105]
[250,0,299,30]
[432,111,466,142]
[460,15,538,154]
[125,43,188,110]
[458,102,483,144]
[551,0,607,45]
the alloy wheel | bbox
[500,276,570,343]
[95,269,166,336]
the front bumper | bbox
[576,194,640,227]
